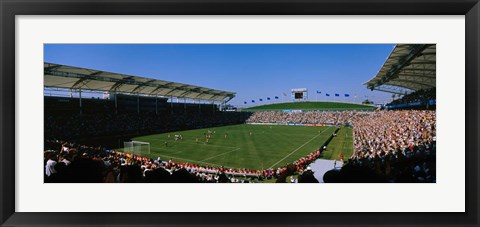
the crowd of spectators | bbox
[388,88,436,106]
[246,109,436,183]
[45,140,241,183]
[44,140,324,183]
[45,111,251,140]
[246,111,357,125]
[346,110,436,182]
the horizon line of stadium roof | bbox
[44,62,236,103]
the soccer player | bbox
[164,141,168,147]
[224,133,228,139]
[195,137,199,144]
[249,132,252,136]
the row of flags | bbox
[316,90,350,97]
[244,96,280,104]
[243,91,356,104]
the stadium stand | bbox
[385,88,436,110]
[45,102,251,145]
[44,63,247,145]
[246,111,355,125]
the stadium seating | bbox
[385,88,436,110]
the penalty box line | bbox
[200,147,241,162]
[267,127,332,169]
[151,145,240,168]
[153,152,236,169]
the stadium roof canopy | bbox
[44,63,236,102]
[364,44,436,95]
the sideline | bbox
[267,127,332,169]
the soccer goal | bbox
[124,141,150,155]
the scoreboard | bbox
[291,88,308,101]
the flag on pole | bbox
[244,101,247,104]
[274,96,279,99]
[251,100,255,103]
[344,93,350,97]
[259,98,263,101]
[335,93,340,97]
[267,97,271,100]
[316,90,321,94]
[326,93,330,96]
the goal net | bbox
[124,141,150,155]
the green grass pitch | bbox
[320,127,354,160]
[131,124,353,170]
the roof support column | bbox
[114,92,118,114]
[137,94,140,114]
[184,98,186,113]
[155,95,158,115]
[198,99,201,113]
[79,89,82,115]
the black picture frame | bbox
[1,0,479,226]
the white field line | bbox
[268,127,331,169]
[155,152,236,169]
[200,148,241,162]
[151,145,240,168]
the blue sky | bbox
[44,44,395,106]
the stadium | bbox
[44,44,436,183]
